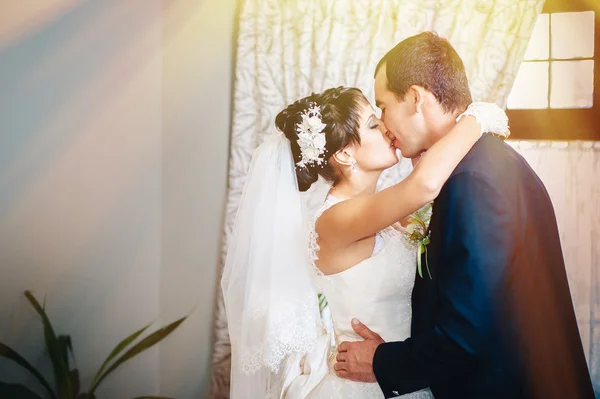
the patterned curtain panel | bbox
[210,1,548,397]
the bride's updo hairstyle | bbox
[275,86,369,192]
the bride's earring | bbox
[351,159,358,173]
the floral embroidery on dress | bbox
[308,195,344,277]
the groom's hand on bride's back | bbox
[333,318,384,383]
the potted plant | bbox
[0,290,188,399]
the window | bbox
[506,0,599,140]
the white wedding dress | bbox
[283,195,434,399]
[223,103,508,399]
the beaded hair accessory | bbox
[295,103,327,168]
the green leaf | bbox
[317,293,328,312]
[416,218,427,232]
[57,336,79,398]
[0,382,44,399]
[424,243,432,279]
[89,317,187,394]
[415,203,432,218]
[131,396,176,399]
[416,238,432,280]
[24,291,72,399]
[417,242,424,278]
[57,336,74,377]
[88,322,152,394]
[69,369,80,398]
[59,335,75,364]
[0,343,56,399]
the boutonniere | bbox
[406,203,432,279]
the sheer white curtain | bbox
[508,141,600,394]
[208,1,600,397]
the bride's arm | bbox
[317,116,481,245]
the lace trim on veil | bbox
[238,292,320,374]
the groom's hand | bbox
[333,318,384,383]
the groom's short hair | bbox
[375,31,472,113]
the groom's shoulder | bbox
[450,134,525,182]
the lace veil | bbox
[221,131,322,398]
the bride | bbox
[221,86,508,398]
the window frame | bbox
[506,0,600,141]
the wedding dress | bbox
[221,102,508,399]
[283,195,434,399]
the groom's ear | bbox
[408,85,426,114]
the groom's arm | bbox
[373,171,515,397]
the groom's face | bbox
[374,65,428,159]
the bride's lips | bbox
[385,131,398,148]
[388,133,401,150]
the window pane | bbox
[507,62,549,109]
[524,14,549,61]
[550,60,594,108]
[551,11,595,59]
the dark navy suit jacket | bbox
[373,135,594,398]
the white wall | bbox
[0,1,232,398]
[160,0,234,397]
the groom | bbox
[334,32,595,398]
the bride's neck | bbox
[331,172,381,198]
